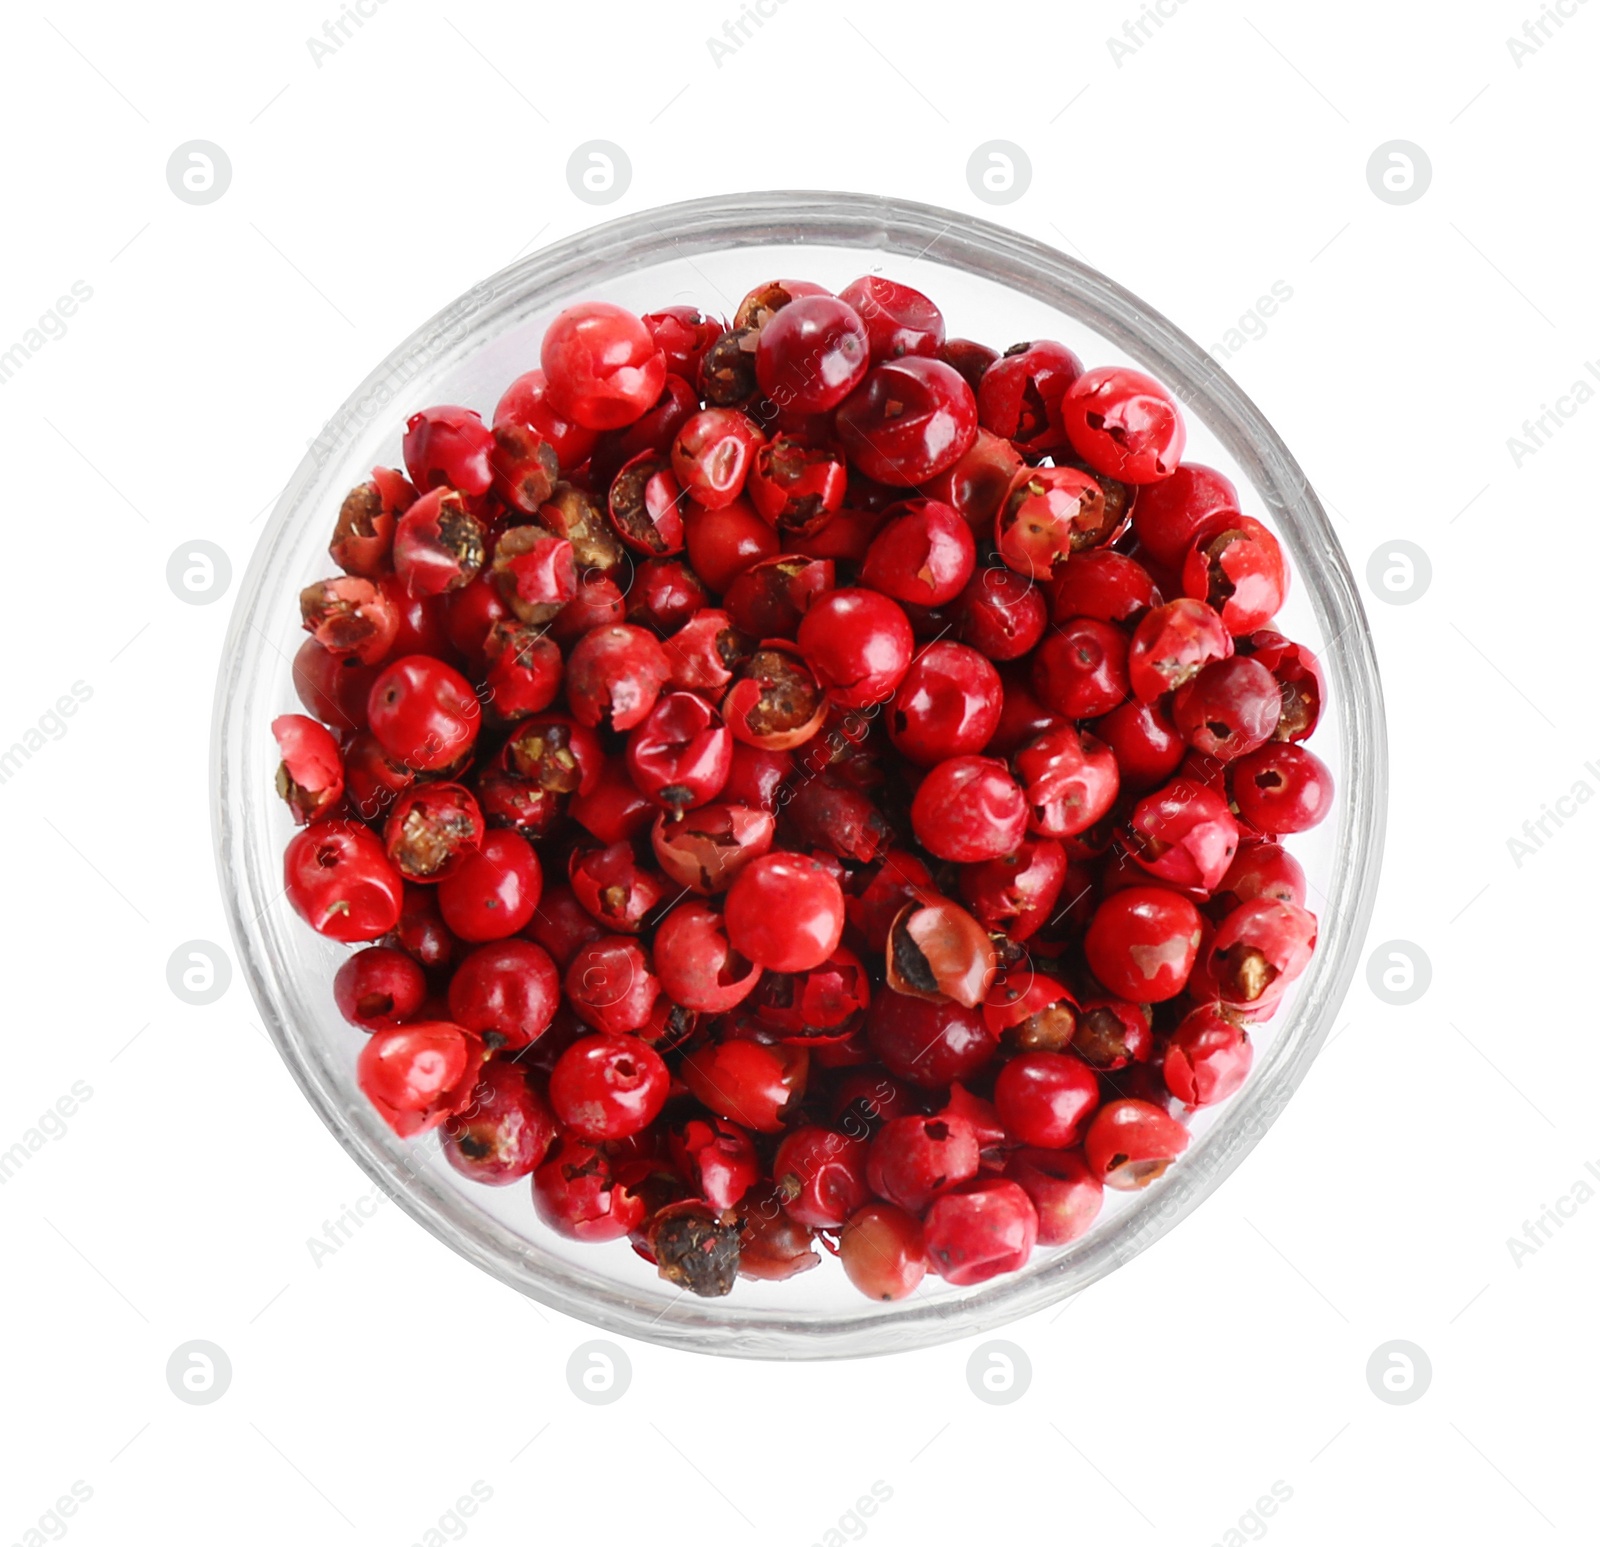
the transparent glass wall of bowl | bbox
[214,192,1384,1359]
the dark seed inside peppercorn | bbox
[649,1203,742,1297]
[739,649,822,738]
[699,329,760,406]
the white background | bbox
[2,0,1596,1542]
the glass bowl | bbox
[213,191,1386,1359]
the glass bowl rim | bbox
[212,189,1387,1359]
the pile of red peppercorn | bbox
[275,273,1331,1301]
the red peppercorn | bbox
[357,1021,484,1137]
[446,939,560,1050]
[861,500,976,607]
[437,830,542,942]
[997,466,1115,577]
[994,1050,1100,1148]
[392,489,487,597]
[958,838,1069,942]
[1171,655,1281,761]
[867,990,998,1089]
[564,624,672,731]
[549,1032,670,1141]
[724,553,834,638]
[1014,725,1120,839]
[643,305,722,381]
[299,575,400,664]
[683,497,780,592]
[1231,743,1334,834]
[839,275,946,362]
[668,1114,760,1211]
[565,935,659,1036]
[652,900,761,1013]
[1129,462,1237,566]
[772,1126,870,1229]
[402,405,496,496]
[910,754,1028,862]
[680,1039,808,1134]
[1032,618,1131,719]
[1051,549,1161,626]
[923,1179,1039,1285]
[285,820,404,942]
[796,587,915,710]
[333,946,427,1031]
[1125,779,1240,895]
[482,622,564,721]
[755,294,871,413]
[1206,897,1317,1012]
[746,435,848,535]
[867,1112,980,1212]
[1126,598,1233,703]
[541,301,666,430]
[954,566,1047,662]
[489,527,577,622]
[293,638,377,733]
[721,644,827,751]
[977,339,1082,454]
[835,356,978,486]
[888,640,1002,767]
[839,1203,927,1299]
[272,714,345,824]
[367,654,480,771]
[1214,837,1306,914]
[671,408,765,510]
[884,894,998,1010]
[1003,1148,1103,1245]
[1181,514,1287,634]
[533,1136,647,1241]
[1084,1098,1190,1189]
[1165,1005,1253,1106]
[494,370,597,472]
[440,1058,557,1185]
[1059,366,1186,484]
[1084,886,1203,1002]
[625,691,732,813]
[383,782,484,883]
[724,852,845,973]
[330,467,415,576]
[1241,630,1324,743]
